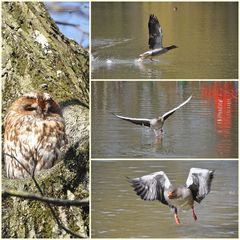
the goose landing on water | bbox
[113,95,192,137]
[128,168,214,224]
[138,14,178,61]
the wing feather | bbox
[129,171,171,205]
[148,14,163,49]
[186,168,214,203]
[113,113,151,127]
[162,95,192,121]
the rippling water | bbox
[91,81,238,158]
[91,160,238,238]
[92,2,238,79]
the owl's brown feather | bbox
[4,92,67,179]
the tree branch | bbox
[55,21,89,35]
[46,3,89,17]
[2,189,89,207]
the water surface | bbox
[91,81,238,158]
[92,2,238,79]
[91,160,238,238]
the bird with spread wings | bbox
[138,14,177,61]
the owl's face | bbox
[8,92,62,119]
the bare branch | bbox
[3,189,89,207]
[46,3,89,17]
[4,153,32,176]
[55,21,89,35]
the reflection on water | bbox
[91,160,238,238]
[92,2,238,79]
[201,82,238,156]
[91,81,238,158]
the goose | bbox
[113,95,192,137]
[138,14,177,61]
[129,168,214,224]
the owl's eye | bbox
[24,104,37,111]
[47,106,58,114]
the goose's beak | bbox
[168,191,174,199]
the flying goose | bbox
[129,168,214,224]
[138,14,177,61]
[113,95,192,137]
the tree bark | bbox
[2,2,89,238]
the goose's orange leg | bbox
[174,208,180,224]
[192,206,197,221]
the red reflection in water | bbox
[201,82,238,155]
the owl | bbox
[4,92,67,179]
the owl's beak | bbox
[42,103,51,119]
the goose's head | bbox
[167,45,178,50]
[167,187,182,199]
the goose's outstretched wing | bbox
[113,113,151,127]
[148,14,163,49]
[162,95,192,121]
[186,168,214,203]
[128,171,172,205]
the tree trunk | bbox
[2,2,89,238]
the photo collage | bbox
[1,1,238,238]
